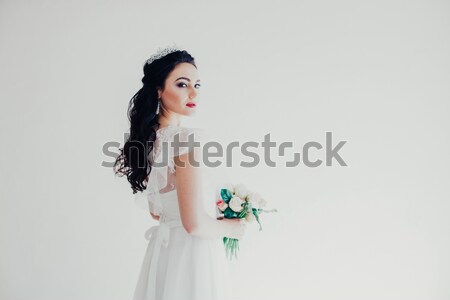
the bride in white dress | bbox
[114,47,247,300]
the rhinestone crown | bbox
[145,45,180,65]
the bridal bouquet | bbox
[216,183,277,260]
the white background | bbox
[1,1,449,299]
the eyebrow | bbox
[175,77,201,83]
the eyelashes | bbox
[177,82,201,89]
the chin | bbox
[182,110,197,117]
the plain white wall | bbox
[1,1,449,299]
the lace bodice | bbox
[152,125,205,190]
[135,125,206,216]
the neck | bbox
[158,113,183,128]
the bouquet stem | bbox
[223,237,240,260]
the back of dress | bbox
[132,125,231,300]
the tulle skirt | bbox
[132,224,231,300]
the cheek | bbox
[165,87,185,101]
[162,87,186,110]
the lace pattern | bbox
[134,125,206,216]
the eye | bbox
[194,83,201,89]
[177,82,187,88]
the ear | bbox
[156,87,162,99]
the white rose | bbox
[222,183,234,194]
[245,212,256,222]
[247,192,262,209]
[229,196,245,212]
[233,184,250,199]
[259,198,267,208]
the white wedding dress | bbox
[132,125,231,300]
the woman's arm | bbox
[174,148,244,239]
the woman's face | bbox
[157,62,201,117]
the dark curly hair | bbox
[113,49,196,194]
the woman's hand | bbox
[150,212,160,221]
[221,218,248,240]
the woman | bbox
[114,47,247,300]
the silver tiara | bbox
[145,45,180,65]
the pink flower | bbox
[216,199,228,212]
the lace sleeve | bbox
[133,126,206,215]
[169,126,206,171]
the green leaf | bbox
[223,207,237,218]
[253,209,263,231]
[220,189,233,202]
[237,202,248,218]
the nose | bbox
[189,87,197,100]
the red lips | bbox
[186,102,196,108]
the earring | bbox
[156,99,160,115]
